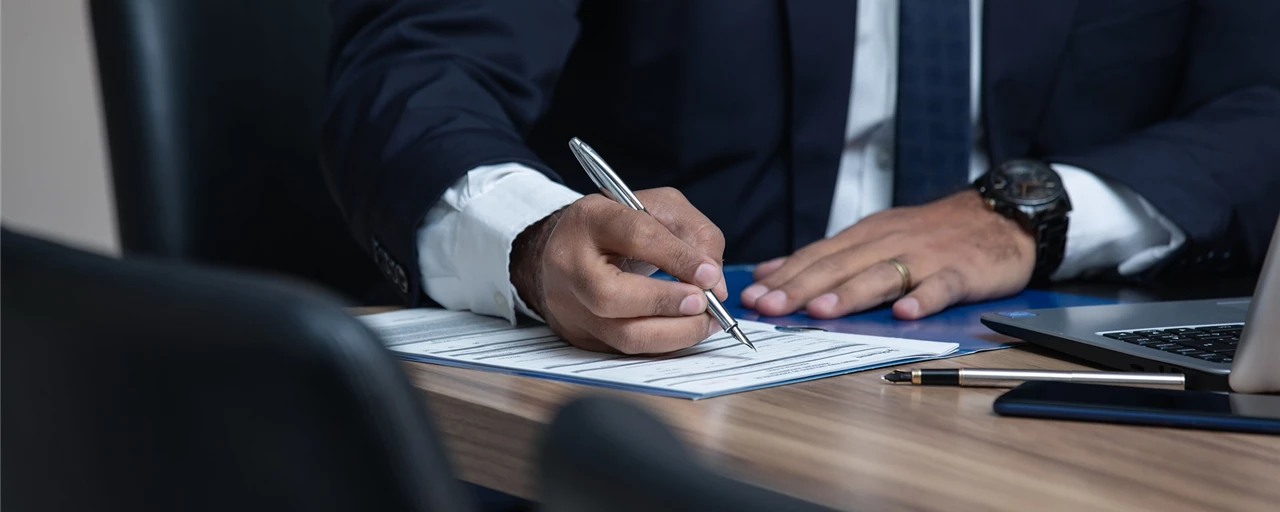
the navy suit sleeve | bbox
[1052,2,1280,272]
[320,0,579,304]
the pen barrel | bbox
[959,369,1185,389]
[703,289,734,331]
[916,369,963,385]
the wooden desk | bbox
[356,309,1280,512]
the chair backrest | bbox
[0,228,471,512]
[539,396,840,512]
[89,0,381,300]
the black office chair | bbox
[0,228,470,511]
[89,0,383,301]
[539,396,840,512]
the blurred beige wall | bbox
[2,0,119,254]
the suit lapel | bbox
[783,0,858,248]
[982,0,1079,162]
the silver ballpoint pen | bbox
[568,137,755,351]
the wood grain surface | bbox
[354,308,1280,512]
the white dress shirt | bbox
[416,0,1185,324]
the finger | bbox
[802,258,914,318]
[588,315,718,354]
[747,238,844,296]
[743,234,884,310]
[743,257,785,305]
[754,245,896,316]
[740,282,768,308]
[641,187,726,263]
[633,189,727,301]
[712,274,728,302]
[893,267,968,320]
[747,218,891,296]
[560,333,616,353]
[592,207,722,289]
[742,245,834,309]
[752,257,787,280]
[570,265,709,319]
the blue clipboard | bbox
[709,265,1120,356]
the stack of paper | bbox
[360,308,958,399]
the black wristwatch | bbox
[974,160,1072,281]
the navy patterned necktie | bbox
[893,0,972,206]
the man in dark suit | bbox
[322,0,1280,354]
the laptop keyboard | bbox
[1101,324,1243,364]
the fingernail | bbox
[741,284,768,305]
[707,322,721,338]
[809,293,838,313]
[679,294,705,316]
[758,290,787,312]
[694,263,720,289]
[898,297,920,317]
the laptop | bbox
[982,219,1280,393]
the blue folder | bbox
[712,265,1120,356]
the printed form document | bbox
[361,309,958,399]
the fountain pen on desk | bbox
[568,137,755,351]
[882,368,1185,389]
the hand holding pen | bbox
[570,138,754,350]
[507,140,742,354]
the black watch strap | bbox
[1032,215,1069,281]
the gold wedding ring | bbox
[886,258,912,298]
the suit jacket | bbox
[322,0,1280,304]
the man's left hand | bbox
[741,190,1036,320]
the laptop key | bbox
[1178,349,1210,358]
[1104,332,1143,340]
[1199,354,1230,364]
[1156,334,1193,343]
[1200,325,1244,332]
[1176,339,1234,352]
[1201,343,1236,354]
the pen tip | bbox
[729,326,755,351]
[882,370,912,383]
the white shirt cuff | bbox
[416,163,583,323]
[1051,163,1187,280]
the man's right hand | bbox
[510,187,728,354]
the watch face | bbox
[988,161,1064,206]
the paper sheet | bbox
[361,308,959,399]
